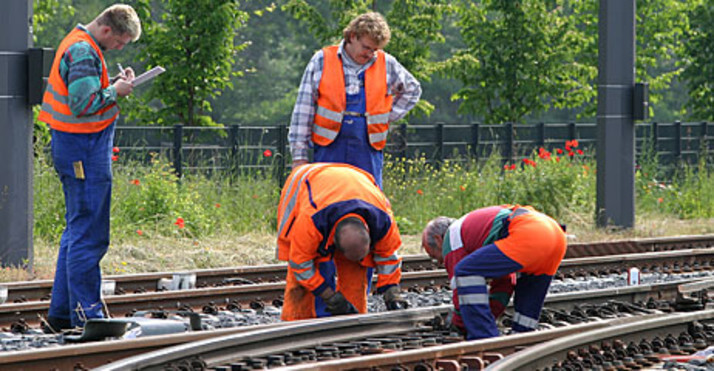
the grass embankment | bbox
[6,140,714,282]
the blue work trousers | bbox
[453,244,553,340]
[49,123,114,327]
[314,88,384,187]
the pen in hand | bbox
[117,63,127,79]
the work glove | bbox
[324,292,359,316]
[383,286,409,311]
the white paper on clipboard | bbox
[133,66,166,86]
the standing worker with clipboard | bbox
[37,4,142,333]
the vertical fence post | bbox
[651,122,659,157]
[701,121,708,158]
[537,122,546,148]
[173,124,183,179]
[399,124,408,160]
[568,122,576,141]
[436,122,445,167]
[278,124,287,186]
[229,124,240,178]
[674,120,682,163]
[505,122,514,164]
[471,123,480,161]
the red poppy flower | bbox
[510,164,516,170]
[571,140,579,148]
[215,203,221,208]
[417,189,423,195]
[460,185,466,191]
[263,149,273,157]
[568,151,575,157]
[131,179,140,185]
[136,229,143,236]
[111,155,118,161]
[657,197,663,203]
[174,217,185,229]
[556,148,564,155]
[577,149,584,155]
[112,147,120,153]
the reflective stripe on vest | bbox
[38,28,118,133]
[313,45,393,150]
[277,163,330,238]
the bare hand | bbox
[123,67,135,82]
[114,79,133,97]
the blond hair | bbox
[95,4,142,41]
[342,12,391,49]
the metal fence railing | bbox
[111,121,713,184]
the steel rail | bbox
[40,277,707,371]
[4,248,714,327]
[0,270,448,326]
[488,309,714,370]
[5,233,714,303]
[95,306,452,371]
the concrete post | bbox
[596,0,636,228]
[0,0,34,267]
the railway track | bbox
[93,278,714,371]
[2,274,711,369]
[3,247,714,330]
[1,234,713,369]
[6,234,713,304]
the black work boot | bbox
[42,316,72,334]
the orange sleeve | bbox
[370,218,403,292]
[288,215,327,293]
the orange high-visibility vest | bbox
[38,28,119,133]
[276,163,402,292]
[312,45,393,150]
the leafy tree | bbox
[437,0,593,124]
[282,0,450,118]
[682,0,714,120]
[128,0,249,127]
[33,0,75,46]
[212,1,320,126]
[564,0,696,120]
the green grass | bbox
[11,140,714,282]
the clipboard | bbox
[133,66,166,86]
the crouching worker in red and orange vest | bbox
[421,205,567,340]
[277,163,408,320]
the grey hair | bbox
[425,216,455,250]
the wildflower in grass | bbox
[121,261,127,266]
[538,148,551,160]
[658,197,663,204]
[111,155,118,161]
[263,149,272,157]
[175,217,185,229]
[460,185,466,191]
[522,158,536,167]
[252,194,258,199]
[131,179,140,185]
[577,149,584,155]
[556,148,564,155]
[136,229,143,236]
[568,151,574,157]
[215,203,221,208]
[417,189,423,195]
[112,147,120,153]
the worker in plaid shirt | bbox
[288,12,421,187]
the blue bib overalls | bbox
[314,72,384,188]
